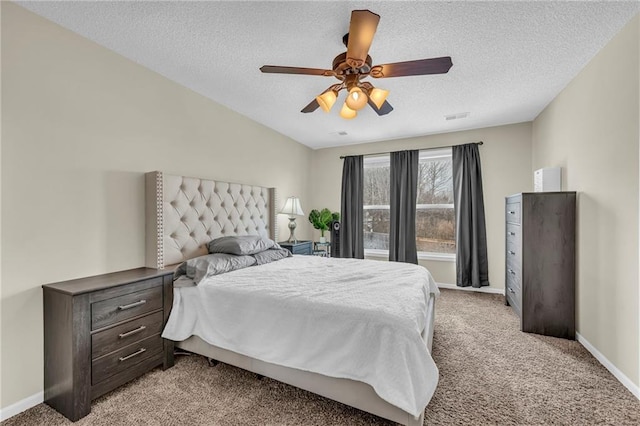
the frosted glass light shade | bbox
[340,103,357,119]
[316,90,337,112]
[369,88,389,109]
[345,87,368,111]
[279,196,304,216]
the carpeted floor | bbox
[4,289,639,425]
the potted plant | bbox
[308,208,340,243]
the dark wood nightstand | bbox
[279,240,313,255]
[43,267,175,421]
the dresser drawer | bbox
[506,223,520,244]
[506,240,521,265]
[91,311,164,359]
[506,262,521,290]
[506,256,521,285]
[92,334,163,385]
[506,246,519,262]
[506,282,522,314]
[506,202,521,224]
[91,285,163,331]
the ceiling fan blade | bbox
[346,10,380,69]
[370,56,453,78]
[368,99,394,116]
[260,65,333,76]
[301,99,320,113]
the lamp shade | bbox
[316,90,337,113]
[279,196,304,216]
[368,88,389,109]
[340,104,358,120]
[345,87,368,111]
[340,102,357,119]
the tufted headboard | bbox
[145,171,277,269]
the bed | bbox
[145,171,439,426]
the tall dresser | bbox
[505,192,576,339]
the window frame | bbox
[362,149,456,262]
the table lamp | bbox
[279,196,304,243]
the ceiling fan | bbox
[260,9,453,119]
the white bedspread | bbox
[162,255,440,417]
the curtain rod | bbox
[339,141,483,159]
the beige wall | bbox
[532,14,639,388]
[0,3,312,409]
[309,123,533,287]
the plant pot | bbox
[319,237,326,244]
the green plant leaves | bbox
[308,208,339,233]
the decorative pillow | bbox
[174,253,256,285]
[207,235,276,255]
[252,247,292,265]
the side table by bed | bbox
[279,240,313,255]
[42,267,175,421]
[313,241,331,257]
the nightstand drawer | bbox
[91,311,164,359]
[92,334,163,385]
[292,244,312,255]
[279,241,313,255]
[91,285,163,331]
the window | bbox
[363,149,455,259]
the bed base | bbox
[176,293,435,426]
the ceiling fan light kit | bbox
[346,87,368,111]
[317,90,338,113]
[340,103,357,120]
[368,88,389,110]
[260,9,453,119]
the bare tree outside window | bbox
[363,150,455,255]
[363,157,391,250]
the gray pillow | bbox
[174,253,256,284]
[207,235,276,255]
[252,247,292,265]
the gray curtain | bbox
[452,143,489,287]
[340,155,364,259]
[389,150,419,264]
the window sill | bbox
[364,250,456,262]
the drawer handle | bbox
[119,347,146,362]
[508,232,516,236]
[508,250,516,255]
[119,325,146,339]
[508,269,516,275]
[118,299,146,311]
[508,287,515,294]
[508,211,516,215]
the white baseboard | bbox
[0,391,43,421]
[576,332,640,400]
[437,282,505,295]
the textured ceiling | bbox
[17,1,640,149]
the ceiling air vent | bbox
[445,112,469,121]
[338,131,348,136]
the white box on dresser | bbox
[534,167,562,192]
